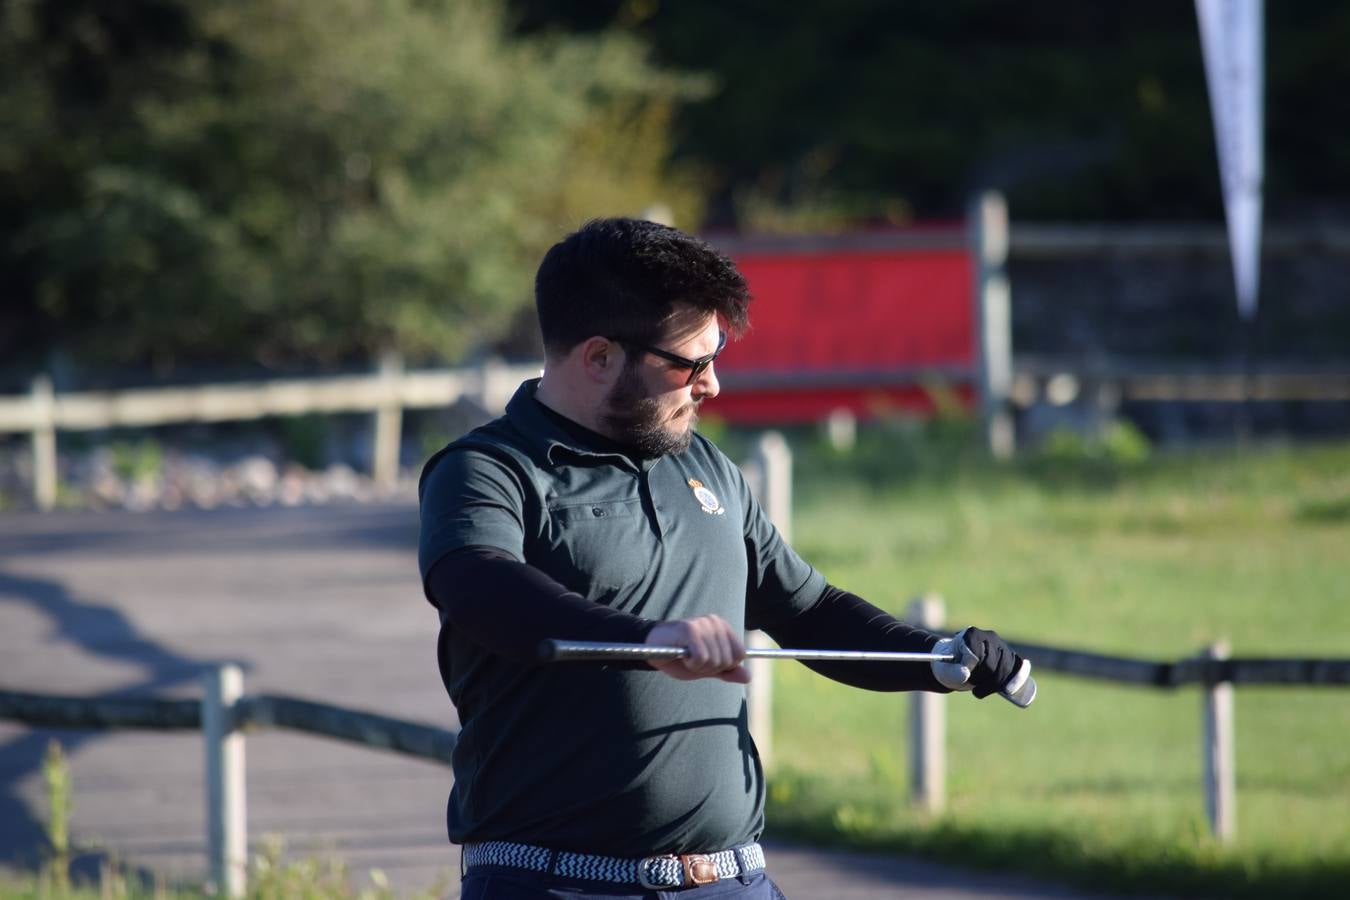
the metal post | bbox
[31,375,57,511]
[908,594,945,813]
[203,664,247,898]
[746,432,792,770]
[1202,640,1236,842]
[970,191,1014,459]
[372,351,404,489]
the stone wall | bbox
[1004,224,1350,442]
[1008,225,1350,363]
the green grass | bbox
[763,435,1350,897]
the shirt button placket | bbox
[639,470,664,539]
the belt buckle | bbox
[680,853,719,886]
[638,854,680,890]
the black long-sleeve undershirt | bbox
[758,585,948,693]
[424,545,947,692]
[424,545,656,665]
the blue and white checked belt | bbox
[463,840,767,889]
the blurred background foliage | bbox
[512,0,1350,228]
[1,0,704,374]
[3,0,1348,375]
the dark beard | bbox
[602,363,698,458]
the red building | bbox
[706,228,978,424]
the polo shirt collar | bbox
[505,379,659,472]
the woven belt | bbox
[463,840,766,889]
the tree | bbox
[0,0,705,375]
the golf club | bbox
[540,639,1037,708]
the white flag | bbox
[1196,0,1264,320]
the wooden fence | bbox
[900,598,1350,840]
[1,674,453,898]
[6,345,1349,513]
[4,640,1348,896]
[0,358,542,510]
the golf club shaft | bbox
[540,640,1036,708]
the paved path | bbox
[1,503,1136,898]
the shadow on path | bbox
[0,569,231,880]
[0,505,418,878]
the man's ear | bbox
[579,336,623,385]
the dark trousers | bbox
[459,868,788,899]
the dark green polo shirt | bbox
[418,379,826,856]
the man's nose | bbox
[693,363,720,400]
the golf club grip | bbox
[1001,659,1037,708]
[539,640,687,662]
[539,640,1036,708]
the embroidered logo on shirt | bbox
[687,478,725,515]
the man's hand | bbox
[931,626,1023,698]
[645,615,751,684]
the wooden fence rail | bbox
[0,688,457,759]
[1010,642,1350,686]
[0,691,201,730]
[242,695,457,764]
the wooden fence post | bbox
[908,594,946,812]
[825,408,857,452]
[204,664,247,898]
[1202,640,1236,842]
[745,432,792,770]
[476,357,520,414]
[31,375,57,511]
[970,191,1014,459]
[751,432,792,542]
[372,351,404,489]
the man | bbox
[419,218,1025,898]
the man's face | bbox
[601,312,722,457]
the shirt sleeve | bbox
[761,584,949,693]
[418,446,528,600]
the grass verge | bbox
[763,427,1350,898]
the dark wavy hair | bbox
[534,218,751,356]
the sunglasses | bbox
[615,330,728,385]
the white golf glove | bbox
[930,627,979,691]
